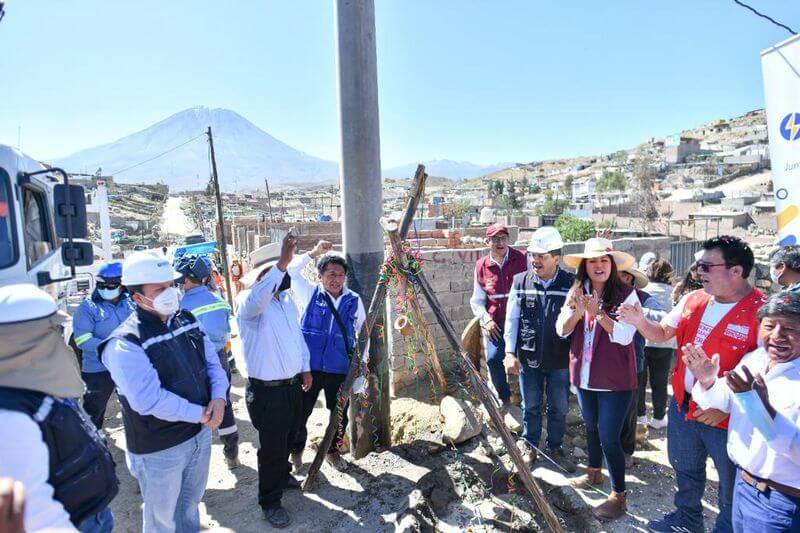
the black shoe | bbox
[263,506,291,528]
[285,475,302,490]
[547,446,577,473]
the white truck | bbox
[0,144,93,305]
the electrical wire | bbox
[733,0,797,35]
[109,133,206,176]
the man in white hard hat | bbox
[0,284,118,532]
[98,252,229,533]
[503,227,576,472]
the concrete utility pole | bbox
[206,127,235,309]
[335,0,389,457]
[264,177,274,223]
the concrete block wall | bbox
[388,237,674,397]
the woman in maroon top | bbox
[556,238,640,521]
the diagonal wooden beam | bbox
[303,165,427,490]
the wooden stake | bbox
[303,165,427,490]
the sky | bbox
[0,1,798,168]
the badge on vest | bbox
[723,323,749,342]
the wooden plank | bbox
[302,165,428,490]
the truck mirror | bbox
[53,184,88,239]
[61,240,93,267]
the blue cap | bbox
[97,261,123,281]
[173,254,213,281]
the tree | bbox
[536,189,569,216]
[563,174,575,198]
[631,156,660,233]
[555,213,596,242]
[442,200,471,221]
[504,180,522,210]
[596,170,627,194]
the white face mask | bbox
[145,286,181,316]
[98,287,121,301]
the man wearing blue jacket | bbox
[287,240,365,472]
[175,254,239,468]
[72,261,136,429]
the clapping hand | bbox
[617,302,645,327]
[726,366,776,418]
[681,343,720,390]
[567,287,586,315]
[580,290,603,318]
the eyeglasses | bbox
[97,282,120,290]
[696,262,727,273]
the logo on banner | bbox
[780,113,800,141]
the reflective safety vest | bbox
[475,247,528,328]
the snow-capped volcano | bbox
[52,107,339,190]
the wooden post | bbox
[206,127,234,310]
[400,239,564,533]
[303,166,427,490]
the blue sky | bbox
[0,1,798,168]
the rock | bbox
[504,404,523,433]
[572,436,587,449]
[440,395,482,445]
[573,446,587,459]
[476,500,510,523]
[566,411,583,426]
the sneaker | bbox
[637,415,649,425]
[263,506,292,528]
[546,447,577,474]
[648,416,668,429]
[290,451,303,473]
[647,511,703,533]
[500,400,512,416]
[224,454,240,469]
[325,451,348,471]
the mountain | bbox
[52,107,340,191]
[383,159,510,180]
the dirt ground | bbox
[104,344,724,532]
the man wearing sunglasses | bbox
[618,236,764,533]
[72,260,136,430]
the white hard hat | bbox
[527,226,565,254]
[0,283,58,324]
[122,251,182,286]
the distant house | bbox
[665,135,701,164]
[572,178,596,199]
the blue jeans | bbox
[576,388,632,493]
[127,426,212,533]
[78,507,113,533]
[667,398,735,532]
[519,367,569,449]
[484,335,510,402]
[732,469,800,532]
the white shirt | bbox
[287,253,366,335]
[555,283,639,391]
[0,410,78,532]
[236,266,310,380]
[469,249,511,325]
[663,293,737,391]
[692,347,800,489]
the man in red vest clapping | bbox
[618,236,764,533]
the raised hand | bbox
[310,240,333,259]
[682,343,720,389]
[567,287,586,314]
[752,372,776,418]
[277,230,298,271]
[617,302,645,327]
[725,365,756,394]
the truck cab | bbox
[0,144,93,305]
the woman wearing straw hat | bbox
[555,237,640,520]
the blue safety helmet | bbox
[173,254,213,282]
[97,261,123,282]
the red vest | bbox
[568,284,637,390]
[673,288,765,428]
[475,247,528,328]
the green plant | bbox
[555,213,596,242]
[596,170,627,194]
[536,189,569,216]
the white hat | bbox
[122,251,182,286]
[0,284,58,324]
[639,252,656,270]
[619,264,649,289]
[527,227,564,255]
[694,249,705,261]
[563,238,635,270]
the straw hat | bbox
[563,238,635,270]
[619,264,649,289]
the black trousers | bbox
[621,371,645,456]
[636,347,674,421]
[216,350,238,454]
[246,378,302,510]
[290,371,348,455]
[82,371,115,430]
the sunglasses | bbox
[97,282,121,290]
[696,261,728,273]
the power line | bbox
[733,0,797,35]
[109,133,206,176]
